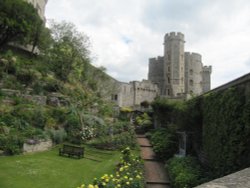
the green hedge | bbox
[167,156,202,188]
[152,86,250,178]
[202,87,250,176]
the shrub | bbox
[47,128,67,144]
[89,131,137,150]
[167,156,202,188]
[149,127,178,161]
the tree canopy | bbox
[0,0,43,48]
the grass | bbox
[0,145,121,188]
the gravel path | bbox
[137,135,171,188]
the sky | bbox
[45,0,250,89]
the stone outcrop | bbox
[23,139,53,153]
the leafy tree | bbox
[0,0,43,48]
[45,21,90,81]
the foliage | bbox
[149,127,178,161]
[47,128,67,144]
[151,98,186,127]
[78,147,144,188]
[89,131,137,150]
[167,156,202,188]
[135,112,152,129]
[201,87,250,177]
[0,0,43,48]
[45,21,90,81]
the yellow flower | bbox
[94,186,99,188]
[88,184,94,188]
[129,178,133,181]
[117,184,121,187]
[136,175,141,179]
[124,176,128,179]
[80,184,85,188]
[126,182,130,185]
[102,182,106,186]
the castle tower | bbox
[163,32,185,97]
[148,56,164,94]
[185,52,203,95]
[202,66,212,93]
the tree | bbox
[46,20,90,81]
[0,0,43,48]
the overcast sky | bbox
[45,0,250,89]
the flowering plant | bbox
[78,147,144,188]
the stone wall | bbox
[115,80,159,107]
[195,167,250,188]
[23,139,52,153]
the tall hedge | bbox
[202,87,250,176]
[152,86,250,177]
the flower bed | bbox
[77,147,144,188]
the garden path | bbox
[137,135,171,188]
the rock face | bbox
[23,139,52,153]
[195,168,250,188]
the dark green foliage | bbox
[151,98,186,127]
[167,156,202,188]
[149,127,178,161]
[202,87,250,176]
[0,0,43,48]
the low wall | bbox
[23,139,53,153]
[195,168,250,188]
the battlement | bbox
[203,66,212,73]
[185,52,202,61]
[149,56,163,64]
[164,32,185,41]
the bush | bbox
[167,156,202,188]
[149,127,178,161]
[89,131,137,150]
[47,128,67,144]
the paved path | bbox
[137,135,171,188]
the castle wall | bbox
[185,52,203,95]
[114,80,159,107]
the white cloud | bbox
[46,0,250,88]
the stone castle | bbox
[23,1,212,107]
[114,32,212,107]
[148,32,212,98]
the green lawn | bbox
[0,145,121,188]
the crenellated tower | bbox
[163,32,185,96]
[202,66,212,93]
[148,32,212,98]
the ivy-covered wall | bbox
[201,85,250,177]
[152,76,250,178]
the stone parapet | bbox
[195,168,250,188]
